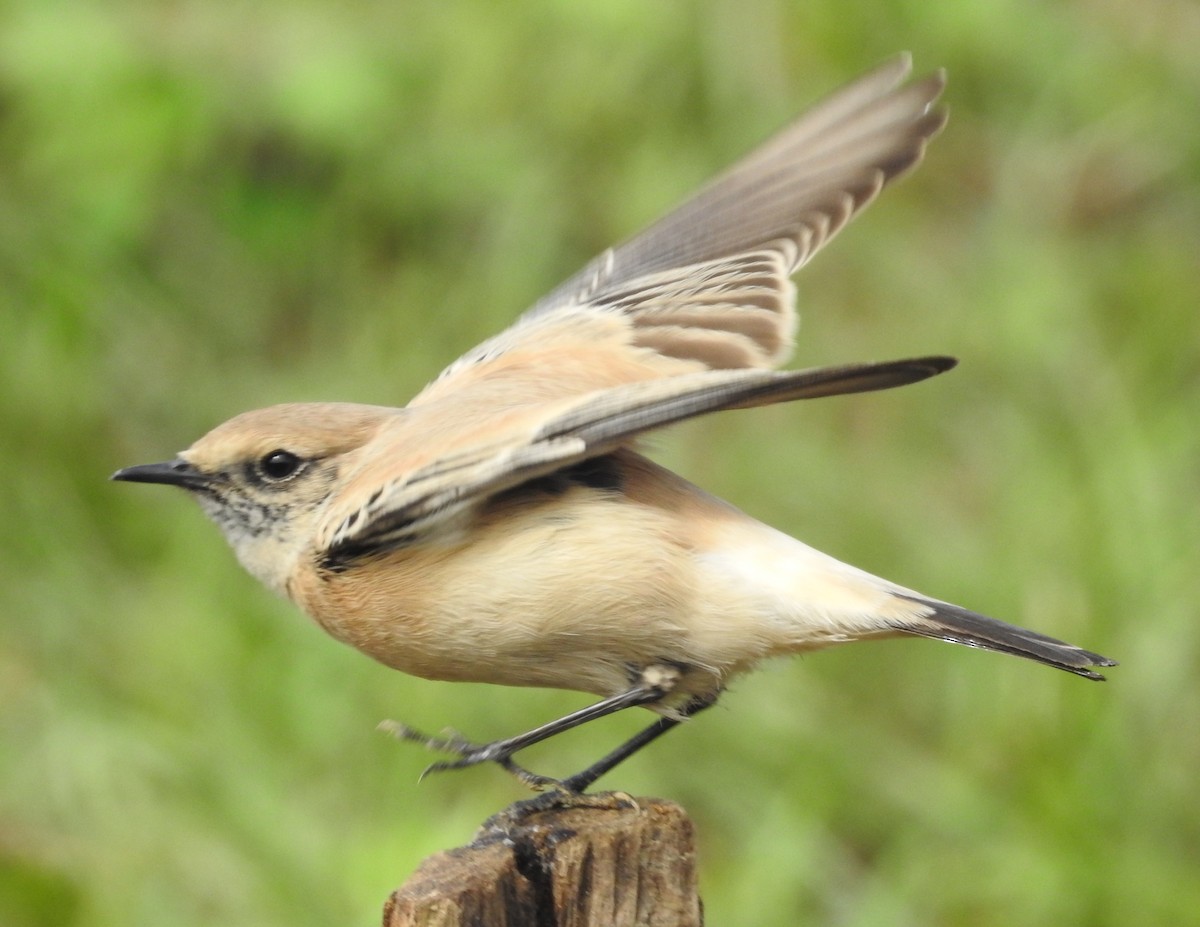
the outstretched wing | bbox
[327,59,953,563]
[420,54,946,399]
[318,356,954,565]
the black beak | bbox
[111,459,211,491]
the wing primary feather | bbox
[523,56,945,322]
[541,356,956,448]
[427,57,947,385]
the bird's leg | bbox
[382,663,686,790]
[558,693,717,793]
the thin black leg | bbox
[560,694,717,793]
[383,664,687,788]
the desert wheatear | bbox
[114,56,1115,791]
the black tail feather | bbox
[891,595,1117,680]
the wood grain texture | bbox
[383,793,702,927]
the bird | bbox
[112,55,1115,792]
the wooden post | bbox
[383,792,703,927]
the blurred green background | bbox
[2,1,1197,925]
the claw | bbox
[381,717,565,790]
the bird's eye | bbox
[257,449,303,482]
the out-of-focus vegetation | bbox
[2,2,1197,925]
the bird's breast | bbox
[287,477,710,697]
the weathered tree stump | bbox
[383,792,702,926]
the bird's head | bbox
[113,403,394,594]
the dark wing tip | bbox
[920,355,957,375]
[1078,654,1119,681]
[863,355,957,389]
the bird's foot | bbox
[378,720,566,791]
[378,663,687,792]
